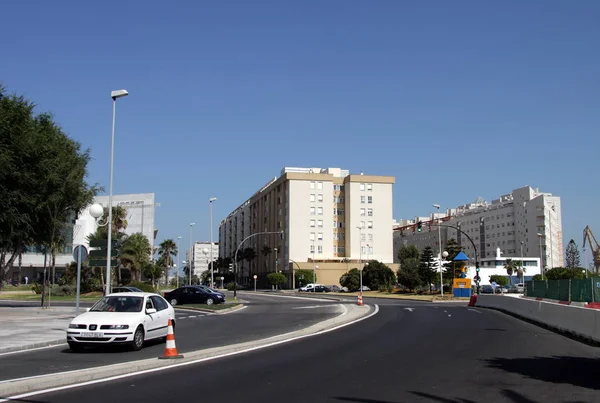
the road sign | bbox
[89,249,118,258]
[253,275,257,279]
[89,239,119,248]
[220,276,224,280]
[491,281,497,287]
[73,245,88,261]
[89,259,118,267]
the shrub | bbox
[128,281,157,293]
[50,284,76,296]
[225,282,240,291]
[31,283,42,294]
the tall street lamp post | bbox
[433,204,443,296]
[176,236,182,288]
[209,197,217,288]
[189,223,195,285]
[105,89,128,294]
[357,226,363,294]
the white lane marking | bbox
[338,304,348,317]
[443,310,448,313]
[448,315,452,317]
[0,343,67,358]
[292,305,337,309]
[242,293,333,302]
[187,316,197,318]
[0,305,379,401]
[217,305,248,315]
[403,307,415,312]
[468,308,482,314]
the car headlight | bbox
[104,325,129,330]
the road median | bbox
[0,303,375,398]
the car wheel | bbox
[68,342,84,353]
[131,326,145,351]
[206,298,214,306]
[170,298,178,306]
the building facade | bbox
[393,186,563,271]
[185,241,219,279]
[219,167,396,287]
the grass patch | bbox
[0,293,101,301]
[178,303,242,311]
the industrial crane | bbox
[582,226,600,273]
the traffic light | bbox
[417,221,423,232]
[476,267,480,273]
[228,263,233,272]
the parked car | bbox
[195,285,226,298]
[66,292,174,352]
[299,283,322,292]
[163,286,226,306]
[111,286,144,293]
[327,285,341,292]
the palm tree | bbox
[515,260,526,284]
[243,247,257,279]
[120,232,152,282]
[157,239,177,285]
[261,245,272,271]
[504,259,517,285]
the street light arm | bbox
[233,230,283,298]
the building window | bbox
[339,246,345,253]
[360,183,365,191]
[333,220,337,227]
[310,244,315,253]
[310,220,315,227]
[361,233,366,242]
[338,222,344,228]
[317,232,323,240]
[368,234,373,242]
[367,208,373,216]
[318,245,323,254]
[317,220,323,228]
[317,194,323,202]
[338,209,345,215]
[310,182,315,190]
[333,208,337,215]
[367,221,373,228]
[368,246,373,254]
[367,183,372,191]
[361,196,365,203]
[361,246,366,254]
[361,221,365,228]
[310,232,315,241]
[310,194,315,202]
[367,196,373,204]
[317,207,323,215]
[360,208,366,216]
[317,182,323,190]
[310,207,315,215]
[333,246,338,253]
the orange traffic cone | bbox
[357,293,364,306]
[159,319,183,359]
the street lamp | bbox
[102,89,129,295]
[312,239,317,290]
[433,204,444,296]
[189,223,195,285]
[536,233,544,280]
[357,226,363,294]
[209,197,217,288]
[202,247,209,284]
[176,236,182,288]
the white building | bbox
[5,193,157,284]
[219,167,396,287]
[185,241,219,279]
[394,186,563,270]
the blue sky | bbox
[2,1,599,265]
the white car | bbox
[66,292,175,352]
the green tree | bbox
[243,247,257,278]
[418,246,437,291]
[397,257,421,292]
[267,272,286,288]
[261,245,272,271]
[157,239,177,285]
[362,260,396,290]
[295,269,314,287]
[398,245,420,266]
[0,87,98,285]
[142,262,164,288]
[489,274,509,287]
[443,239,462,284]
[544,267,588,280]
[565,239,581,269]
[503,258,518,285]
[531,274,544,281]
[340,268,360,291]
[120,233,152,281]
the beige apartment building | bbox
[219,167,396,288]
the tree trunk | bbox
[41,251,48,307]
[18,253,22,285]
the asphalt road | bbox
[0,293,342,381]
[18,303,600,403]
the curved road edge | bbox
[0,303,377,399]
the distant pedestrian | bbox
[24,276,28,285]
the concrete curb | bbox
[0,339,66,355]
[0,304,374,398]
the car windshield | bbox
[90,296,143,313]
[199,286,218,293]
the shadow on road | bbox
[484,355,600,390]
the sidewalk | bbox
[0,307,75,353]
